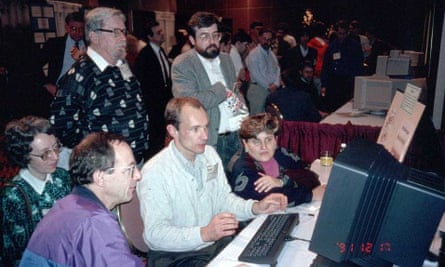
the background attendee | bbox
[281,29,317,72]
[219,30,232,54]
[230,29,251,80]
[230,113,317,206]
[266,66,322,122]
[248,21,264,49]
[133,20,172,159]
[277,22,296,48]
[274,22,292,65]
[1,116,71,266]
[125,33,140,68]
[171,11,248,170]
[293,62,328,115]
[19,132,144,267]
[40,11,86,97]
[49,7,149,164]
[168,29,189,61]
[320,20,364,112]
[246,28,281,115]
[137,97,288,267]
[364,25,394,75]
[349,20,371,60]
[307,21,329,77]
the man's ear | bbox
[89,31,98,44]
[188,35,196,46]
[166,124,178,138]
[92,170,105,186]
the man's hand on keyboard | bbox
[252,193,288,215]
[200,212,239,242]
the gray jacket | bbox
[171,49,237,146]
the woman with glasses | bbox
[229,113,319,207]
[1,116,71,266]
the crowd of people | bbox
[1,6,397,267]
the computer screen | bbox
[386,55,411,76]
[353,76,394,111]
[309,139,445,267]
[353,76,426,111]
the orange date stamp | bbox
[336,242,391,254]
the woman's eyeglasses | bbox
[29,141,63,161]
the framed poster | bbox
[29,3,56,44]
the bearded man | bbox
[171,11,248,171]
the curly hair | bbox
[4,116,55,168]
[69,132,126,186]
[238,112,279,140]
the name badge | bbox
[207,163,218,181]
[333,52,341,60]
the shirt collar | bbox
[149,41,160,53]
[170,141,205,169]
[20,169,53,195]
[67,35,83,47]
[72,185,110,211]
[87,47,124,72]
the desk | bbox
[208,161,442,267]
[208,162,331,267]
[321,101,385,127]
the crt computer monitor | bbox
[353,76,394,111]
[309,139,445,267]
[353,76,426,111]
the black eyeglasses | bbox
[96,28,128,37]
[103,164,137,178]
[29,141,63,161]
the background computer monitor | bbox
[386,55,411,76]
[309,139,445,267]
[353,76,394,111]
[353,76,426,111]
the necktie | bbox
[159,48,169,86]
[74,41,80,49]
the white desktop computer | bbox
[386,55,411,76]
[352,76,426,111]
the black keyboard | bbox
[238,213,299,265]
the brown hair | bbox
[165,97,206,129]
[238,112,279,140]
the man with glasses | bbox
[20,132,144,267]
[49,7,149,167]
[40,11,87,97]
[172,11,248,172]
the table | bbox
[207,161,331,267]
[208,160,443,267]
[321,101,385,127]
